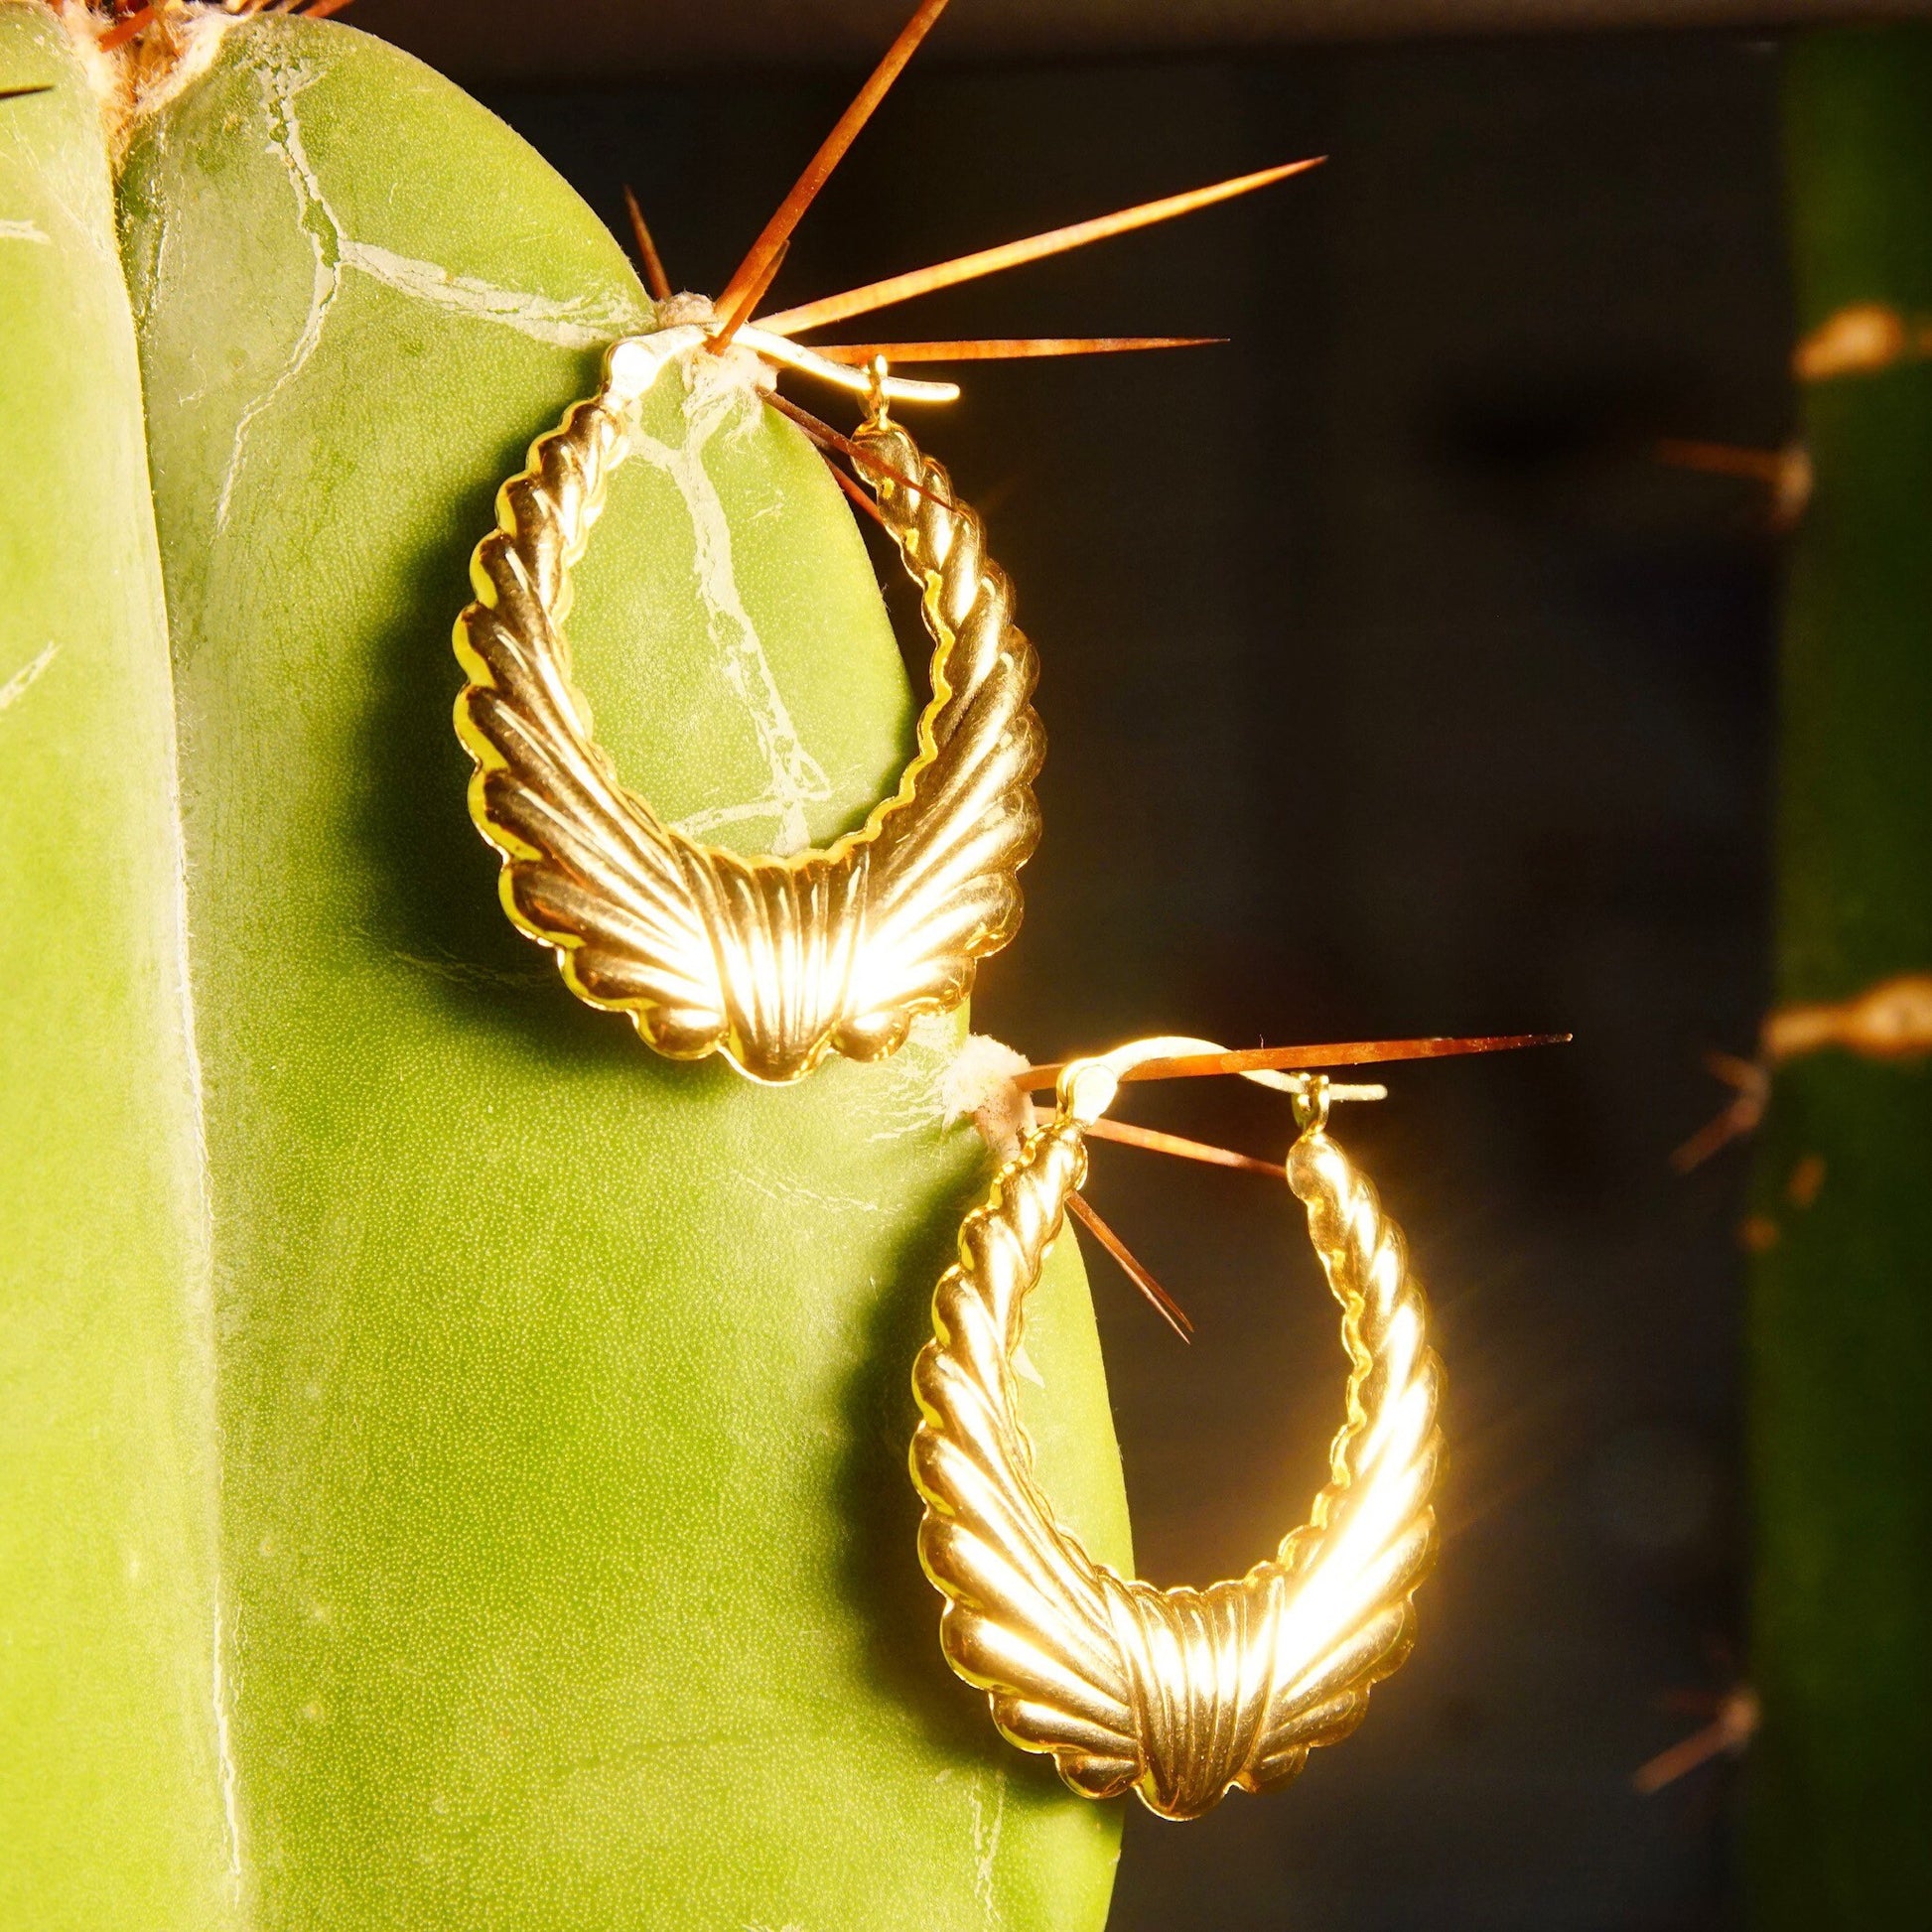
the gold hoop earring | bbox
[909,1036,1444,1820]
[454,326,1041,1085]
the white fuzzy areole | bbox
[941,1034,1037,1158]
[57,0,237,162]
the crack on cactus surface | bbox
[213,36,841,855]
[216,43,645,530]
[738,1171,887,1217]
[214,48,339,530]
[1,90,110,267]
[0,639,60,716]
[387,945,552,991]
[338,239,641,348]
[209,1601,244,1895]
[630,389,834,854]
[849,1016,964,1143]
[968,1767,1010,1924]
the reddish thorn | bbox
[1075,1115,1281,1177]
[1066,1192,1193,1342]
[822,453,888,527]
[710,237,787,352]
[761,390,957,512]
[99,4,162,50]
[810,336,1226,364]
[1632,1689,1759,1796]
[758,156,1323,340]
[1014,1032,1572,1094]
[713,0,951,319]
[622,184,674,305]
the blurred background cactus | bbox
[1748,27,1932,1928]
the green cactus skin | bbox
[0,10,240,1929]
[3,8,1130,1926]
[1749,28,1932,1929]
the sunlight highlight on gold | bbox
[909,1037,1443,1819]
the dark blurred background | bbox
[455,25,1792,1928]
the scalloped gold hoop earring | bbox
[909,1036,1444,1820]
[453,325,1042,1085]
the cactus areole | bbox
[0,6,1130,1928]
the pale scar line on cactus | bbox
[228,43,827,850]
[629,397,835,854]
[967,1765,1009,1921]
[222,37,818,846]
[212,48,336,529]
[213,45,645,529]
[385,945,551,991]
[0,81,114,267]
[0,640,61,716]
[844,1016,963,1145]
[209,1601,244,1892]
[341,240,639,347]
[738,1171,887,1218]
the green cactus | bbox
[1749,25,1932,1929]
[0,8,1129,1927]
[0,11,235,1926]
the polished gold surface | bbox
[453,325,1039,1083]
[909,1039,1443,1819]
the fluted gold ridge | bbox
[453,328,1041,1084]
[909,1049,1443,1820]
